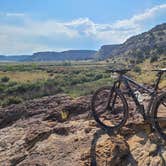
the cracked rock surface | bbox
[0,93,165,166]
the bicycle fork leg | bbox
[107,82,120,110]
[106,88,115,109]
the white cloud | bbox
[114,4,166,28]
[0,4,165,54]
[0,12,25,17]
[6,12,26,17]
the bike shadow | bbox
[90,129,138,166]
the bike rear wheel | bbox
[91,86,128,131]
[152,92,166,140]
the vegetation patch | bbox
[0,58,165,107]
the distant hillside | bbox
[96,23,166,60]
[28,50,97,61]
[0,50,97,62]
[0,55,30,62]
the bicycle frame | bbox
[111,71,164,120]
[92,69,165,140]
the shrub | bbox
[2,96,22,107]
[8,81,17,87]
[0,83,6,92]
[94,74,103,80]
[1,76,10,82]
[150,55,158,63]
[62,61,71,66]
[156,47,164,55]
[133,66,141,74]
[157,31,165,36]
[130,59,136,64]
[136,58,144,64]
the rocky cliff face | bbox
[0,93,166,166]
[95,44,120,60]
[96,23,166,59]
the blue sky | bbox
[0,0,166,55]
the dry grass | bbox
[0,71,49,83]
[160,79,166,89]
[130,59,166,89]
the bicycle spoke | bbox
[162,102,166,107]
[92,86,128,129]
[154,93,166,138]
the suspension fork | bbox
[107,80,121,109]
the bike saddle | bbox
[106,69,131,74]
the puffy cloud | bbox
[113,4,166,28]
[0,4,165,54]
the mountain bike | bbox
[91,68,166,140]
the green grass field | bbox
[0,57,165,107]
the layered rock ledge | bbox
[0,94,165,166]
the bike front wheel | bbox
[91,86,128,131]
[152,92,166,140]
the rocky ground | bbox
[0,93,166,166]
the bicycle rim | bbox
[153,93,166,140]
[91,86,128,130]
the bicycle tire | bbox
[91,86,128,131]
[152,92,166,140]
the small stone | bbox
[88,120,96,127]
[84,127,91,133]
[74,137,79,142]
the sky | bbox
[0,0,166,55]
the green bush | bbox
[0,83,6,92]
[8,81,17,87]
[156,47,164,55]
[150,55,158,63]
[130,59,136,65]
[133,66,141,73]
[2,96,22,107]
[94,74,103,80]
[136,58,144,64]
[1,76,10,82]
